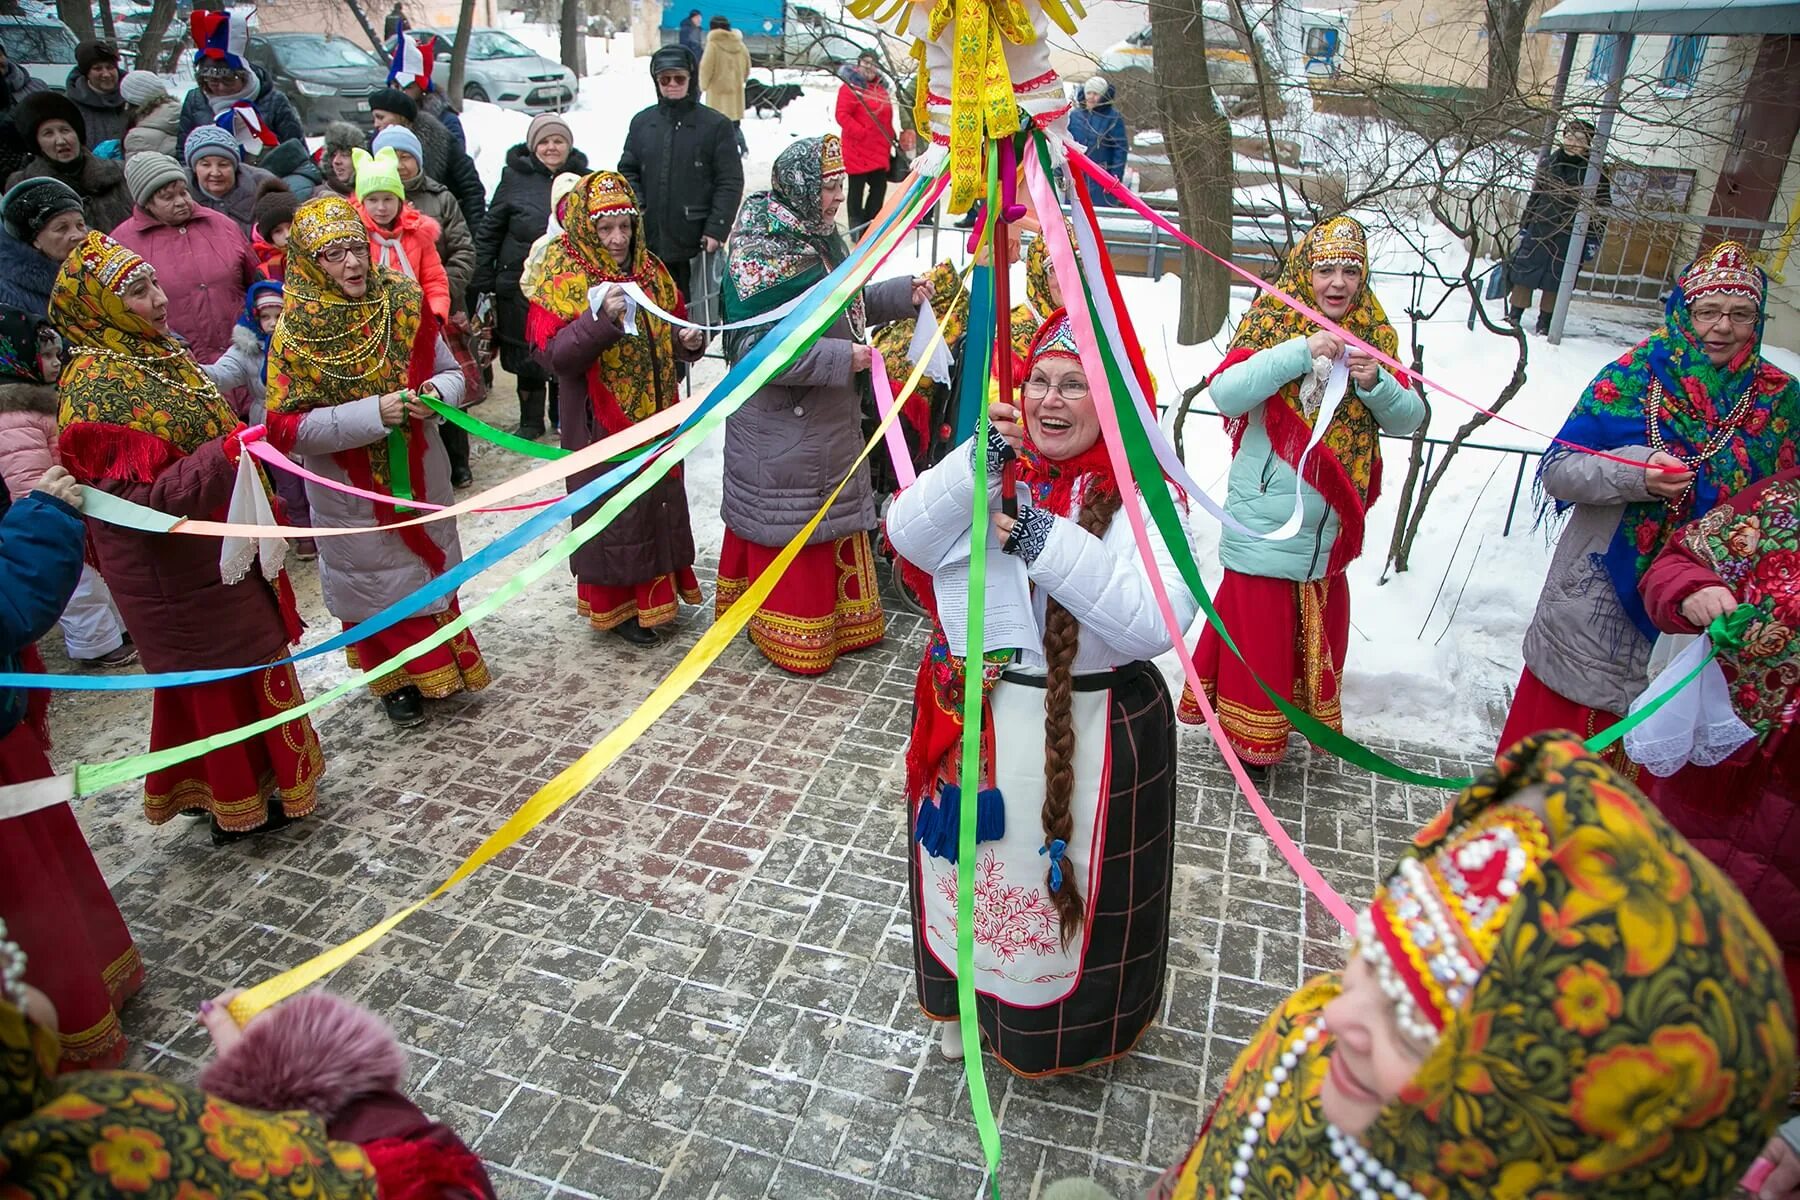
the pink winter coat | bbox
[110,204,263,365]
[0,380,59,501]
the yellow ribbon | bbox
[227,309,951,1027]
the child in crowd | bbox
[252,180,299,280]
[1149,732,1796,1200]
[352,146,450,325]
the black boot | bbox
[442,423,473,488]
[209,804,293,846]
[516,383,547,440]
[382,684,427,728]
[1535,310,1553,336]
[1506,305,1524,326]
[612,617,659,646]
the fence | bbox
[1576,211,1786,305]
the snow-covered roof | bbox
[1536,0,1800,35]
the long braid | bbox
[1039,480,1126,949]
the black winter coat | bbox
[413,110,486,230]
[64,69,129,148]
[618,92,743,268]
[177,72,305,162]
[1509,148,1613,291]
[472,142,591,367]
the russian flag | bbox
[218,102,280,152]
[388,29,434,91]
[191,7,252,70]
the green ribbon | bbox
[419,394,573,461]
[386,413,415,514]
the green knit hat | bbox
[352,146,404,202]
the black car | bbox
[246,33,389,135]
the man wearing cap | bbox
[619,43,743,300]
[177,8,304,163]
[65,40,128,151]
[6,93,132,233]
[369,86,484,230]
[1506,117,1613,336]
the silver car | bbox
[415,28,575,114]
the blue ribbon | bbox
[954,262,994,444]
[0,172,935,693]
[1038,838,1068,892]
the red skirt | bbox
[0,721,144,1071]
[1179,570,1348,765]
[578,570,703,632]
[343,599,492,699]
[1496,665,1639,780]
[143,662,326,831]
[715,529,886,676]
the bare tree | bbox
[448,0,478,106]
[57,0,94,41]
[1482,0,1535,109]
[134,0,178,70]
[1152,0,1235,343]
[560,0,587,76]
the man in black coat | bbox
[370,87,485,229]
[619,44,743,300]
[1507,117,1612,335]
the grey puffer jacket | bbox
[287,337,467,622]
[1519,443,1657,715]
[720,275,914,545]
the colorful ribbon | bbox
[385,424,415,513]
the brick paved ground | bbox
[42,376,1486,1200]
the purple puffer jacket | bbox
[110,204,262,365]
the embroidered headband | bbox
[75,233,154,295]
[1354,802,1551,1045]
[1682,239,1763,304]
[1027,309,1080,365]
[584,171,640,218]
[820,133,845,180]
[289,194,369,259]
[1308,215,1367,271]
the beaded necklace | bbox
[1644,376,1757,508]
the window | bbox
[1660,35,1706,88]
[0,25,77,65]
[1587,33,1621,82]
[468,30,532,59]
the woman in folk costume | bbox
[1181,216,1424,765]
[1500,240,1800,771]
[887,311,1197,1076]
[1151,732,1797,1200]
[717,134,927,675]
[263,194,489,730]
[55,232,324,844]
[527,171,708,646]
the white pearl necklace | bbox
[0,918,24,1007]
[1228,1017,1419,1200]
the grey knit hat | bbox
[119,70,168,108]
[183,123,240,170]
[125,151,187,207]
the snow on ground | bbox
[455,26,1800,757]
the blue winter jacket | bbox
[1214,337,1425,581]
[1069,88,1128,181]
[0,490,86,737]
[0,230,60,321]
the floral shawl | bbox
[1157,732,1796,1200]
[1217,217,1402,577]
[0,998,379,1198]
[722,135,864,344]
[524,171,684,437]
[53,232,240,484]
[1673,470,1800,739]
[1543,257,1799,642]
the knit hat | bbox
[371,124,423,165]
[0,177,83,241]
[124,151,187,207]
[368,86,418,124]
[526,112,572,152]
[183,123,240,169]
[252,177,299,241]
[14,92,85,148]
[353,146,404,201]
[74,39,120,77]
[321,121,367,157]
[1082,74,1108,98]
[118,70,168,108]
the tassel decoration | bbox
[913,782,1006,862]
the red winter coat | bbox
[835,77,894,177]
[356,200,451,325]
[1639,468,1800,983]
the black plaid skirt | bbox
[911,659,1178,1077]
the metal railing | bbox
[1575,211,1785,306]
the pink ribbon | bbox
[1027,148,1358,932]
[246,441,558,515]
[870,349,917,489]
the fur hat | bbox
[124,150,187,207]
[14,92,85,149]
[74,39,120,77]
[0,177,83,241]
[321,121,367,157]
[368,86,418,124]
[371,124,423,165]
[526,112,572,152]
[184,122,241,169]
[253,177,300,241]
[118,70,168,108]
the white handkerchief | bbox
[910,298,955,386]
[586,283,639,335]
[220,450,285,586]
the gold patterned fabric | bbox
[0,998,379,1198]
[52,232,238,459]
[1161,732,1797,1200]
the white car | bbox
[0,14,80,91]
[414,28,575,113]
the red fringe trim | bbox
[362,1135,492,1200]
[338,437,447,574]
[57,423,183,486]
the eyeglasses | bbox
[1690,305,1757,328]
[316,243,370,266]
[1022,376,1090,401]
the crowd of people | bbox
[0,8,1797,1199]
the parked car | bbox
[246,32,388,135]
[0,14,79,91]
[783,5,875,68]
[1098,4,1256,90]
[413,28,574,113]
